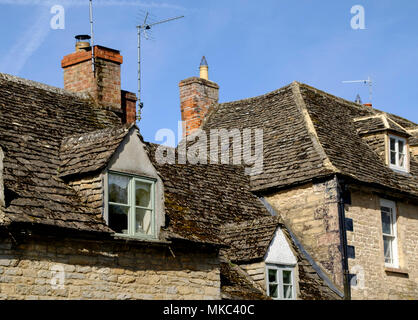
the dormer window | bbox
[107,172,156,238]
[388,135,408,172]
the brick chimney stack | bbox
[179,56,219,137]
[61,35,137,124]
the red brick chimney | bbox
[61,36,136,124]
[179,57,219,137]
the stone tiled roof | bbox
[353,114,410,136]
[146,143,271,244]
[59,124,134,178]
[220,216,280,263]
[203,81,418,197]
[220,261,270,300]
[0,73,121,233]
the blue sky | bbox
[0,0,417,144]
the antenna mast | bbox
[136,13,184,121]
[89,0,95,74]
[342,76,373,103]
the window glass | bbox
[109,204,129,234]
[283,285,293,299]
[390,151,396,165]
[135,181,151,208]
[109,174,129,204]
[390,138,396,151]
[381,208,392,235]
[268,269,277,283]
[136,208,153,235]
[266,267,294,300]
[269,284,278,298]
[380,199,397,268]
[389,136,408,171]
[383,237,393,265]
[283,270,292,285]
[108,173,155,238]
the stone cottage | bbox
[179,61,418,299]
[0,39,339,300]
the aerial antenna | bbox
[136,13,184,121]
[89,0,95,74]
[342,76,373,104]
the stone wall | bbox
[68,173,104,217]
[240,262,266,292]
[361,133,387,163]
[265,178,344,291]
[346,186,418,300]
[0,235,220,300]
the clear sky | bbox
[0,0,417,144]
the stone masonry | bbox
[346,186,418,300]
[266,178,344,291]
[0,235,220,300]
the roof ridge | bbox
[291,82,340,173]
[218,83,293,106]
[61,123,132,145]
[297,82,379,114]
[385,114,409,132]
[0,72,89,100]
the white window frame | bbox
[265,264,296,300]
[380,199,399,268]
[388,135,408,172]
[106,171,156,239]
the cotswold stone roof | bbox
[146,144,271,244]
[0,73,121,233]
[203,81,418,197]
[220,216,280,263]
[147,146,341,299]
[59,124,133,178]
[220,261,270,300]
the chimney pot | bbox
[199,56,209,80]
[75,35,91,52]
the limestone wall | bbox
[265,178,344,291]
[0,235,220,300]
[346,187,418,300]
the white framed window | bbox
[380,199,398,268]
[107,172,156,238]
[388,135,408,172]
[266,265,295,300]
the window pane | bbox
[109,174,129,204]
[109,204,129,234]
[390,138,396,151]
[135,208,153,235]
[283,285,293,299]
[398,153,405,167]
[390,151,396,165]
[283,270,292,285]
[381,209,392,235]
[268,269,277,283]
[398,140,404,153]
[383,236,393,265]
[135,181,151,208]
[269,284,278,298]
